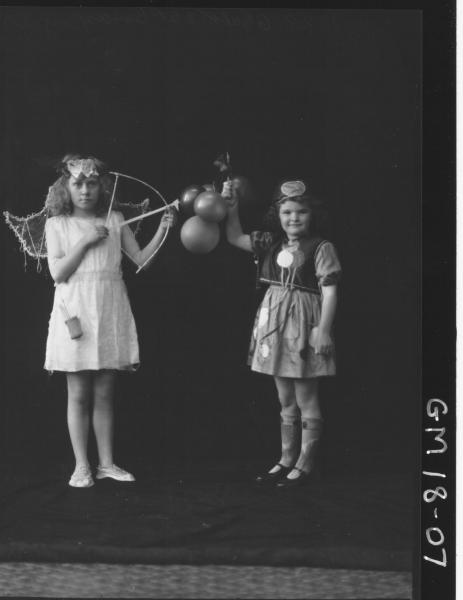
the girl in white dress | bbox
[44,154,175,488]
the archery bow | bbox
[108,171,174,273]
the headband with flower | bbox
[65,158,100,179]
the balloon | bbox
[179,185,204,217]
[202,183,216,191]
[231,175,254,204]
[180,216,220,254]
[194,190,227,223]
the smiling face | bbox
[278,199,311,240]
[68,175,101,216]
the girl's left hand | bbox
[159,208,177,231]
[312,328,334,355]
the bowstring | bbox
[109,171,170,274]
[105,173,119,225]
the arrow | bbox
[120,199,180,227]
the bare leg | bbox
[92,369,116,468]
[67,371,92,467]
[295,378,321,421]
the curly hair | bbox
[262,180,330,237]
[45,153,117,217]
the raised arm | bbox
[46,220,108,284]
[222,181,252,253]
[121,209,176,270]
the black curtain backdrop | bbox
[0,8,420,473]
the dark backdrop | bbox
[0,7,421,471]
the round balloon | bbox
[231,175,254,204]
[180,216,220,254]
[179,185,204,217]
[194,190,227,223]
[202,183,216,192]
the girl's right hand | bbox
[221,180,238,207]
[84,225,109,247]
[309,327,334,355]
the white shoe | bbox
[96,464,135,482]
[69,464,94,488]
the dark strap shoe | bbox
[255,463,293,485]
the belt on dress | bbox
[65,271,123,283]
[261,279,320,295]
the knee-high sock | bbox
[280,412,300,467]
[295,417,323,473]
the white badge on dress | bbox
[277,249,294,268]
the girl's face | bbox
[279,199,311,240]
[68,175,101,215]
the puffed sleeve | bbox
[315,241,341,286]
[249,231,279,257]
[45,217,64,275]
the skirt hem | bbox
[44,363,140,374]
[249,364,335,379]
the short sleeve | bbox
[250,231,279,256]
[45,218,64,272]
[315,241,341,286]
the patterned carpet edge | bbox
[0,563,414,599]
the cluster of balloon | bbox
[179,183,228,254]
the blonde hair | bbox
[45,154,116,216]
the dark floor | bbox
[0,452,415,572]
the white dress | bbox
[44,211,139,372]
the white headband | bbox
[280,180,306,198]
[67,158,99,179]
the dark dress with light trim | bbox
[248,231,341,379]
